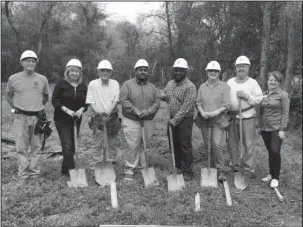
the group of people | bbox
[6,50,290,189]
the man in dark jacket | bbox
[119,59,160,181]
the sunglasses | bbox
[207,70,219,73]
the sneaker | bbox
[270,179,279,188]
[261,174,272,182]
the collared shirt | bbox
[6,72,50,111]
[164,77,197,126]
[227,77,263,119]
[259,88,290,131]
[86,78,120,114]
[119,78,160,121]
[196,79,231,128]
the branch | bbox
[138,13,167,23]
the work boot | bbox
[218,172,227,182]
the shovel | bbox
[167,124,185,191]
[67,118,88,188]
[201,120,218,188]
[95,119,116,187]
[234,99,250,190]
[140,120,159,187]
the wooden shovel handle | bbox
[103,121,108,162]
[208,121,212,169]
[239,99,244,162]
[141,120,148,168]
[73,118,78,169]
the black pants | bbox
[261,130,282,180]
[55,121,81,171]
[167,117,194,173]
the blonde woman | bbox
[52,59,88,176]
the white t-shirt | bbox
[86,78,119,114]
[227,77,263,118]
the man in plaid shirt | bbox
[160,58,197,181]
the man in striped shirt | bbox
[160,58,197,181]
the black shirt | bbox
[52,79,88,125]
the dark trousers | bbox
[261,130,282,180]
[167,117,194,173]
[55,121,81,171]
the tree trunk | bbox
[165,2,174,59]
[284,6,295,93]
[259,2,271,90]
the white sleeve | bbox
[247,79,263,106]
[85,82,95,104]
[114,80,120,102]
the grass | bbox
[1,83,302,227]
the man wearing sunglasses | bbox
[86,60,121,163]
[160,58,197,181]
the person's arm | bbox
[246,80,263,106]
[42,78,50,105]
[85,82,100,115]
[171,85,197,126]
[280,92,290,131]
[106,82,120,116]
[51,81,74,116]
[119,81,140,114]
[147,86,160,114]
[6,91,15,109]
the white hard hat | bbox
[206,61,221,71]
[134,59,149,69]
[173,58,188,69]
[66,59,82,69]
[20,50,38,62]
[235,55,251,66]
[97,60,113,70]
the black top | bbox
[52,79,88,125]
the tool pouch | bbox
[34,110,52,138]
[88,112,121,135]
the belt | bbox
[228,105,254,117]
[16,108,39,116]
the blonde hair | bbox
[64,66,83,85]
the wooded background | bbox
[1,1,302,129]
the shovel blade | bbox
[201,168,218,188]
[141,167,159,187]
[234,172,249,190]
[167,174,185,191]
[95,161,116,186]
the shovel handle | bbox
[207,121,212,169]
[274,187,284,202]
[239,99,244,163]
[168,125,177,173]
[141,120,148,168]
[103,120,108,162]
[73,119,78,169]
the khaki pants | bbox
[91,128,121,161]
[14,114,41,178]
[227,117,256,173]
[122,117,154,175]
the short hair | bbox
[268,71,284,83]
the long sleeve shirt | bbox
[52,79,88,125]
[227,77,263,119]
[119,78,160,121]
[259,88,290,131]
[196,80,231,128]
[163,77,197,126]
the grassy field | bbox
[1,83,302,227]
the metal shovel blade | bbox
[167,173,185,191]
[95,161,116,187]
[234,172,249,190]
[141,167,159,187]
[201,168,218,188]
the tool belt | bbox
[88,111,121,135]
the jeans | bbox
[227,117,256,173]
[55,121,80,171]
[200,123,226,170]
[14,114,41,178]
[167,117,194,173]
[261,130,282,180]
